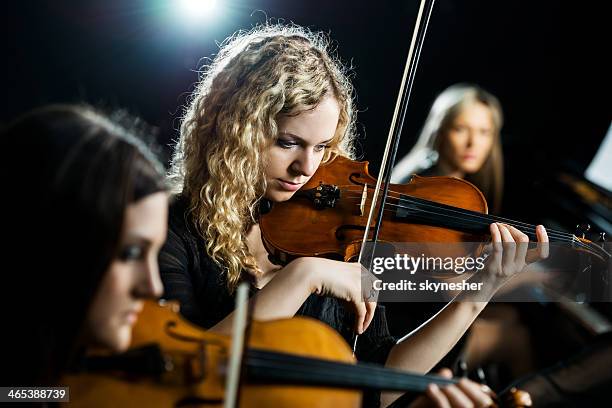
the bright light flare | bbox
[178,0,218,19]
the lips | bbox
[124,304,143,325]
[277,179,304,192]
[125,310,139,325]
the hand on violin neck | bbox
[383,368,495,408]
[420,372,495,408]
[488,222,548,272]
[302,257,377,334]
[476,223,549,296]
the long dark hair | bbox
[2,105,166,385]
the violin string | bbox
[342,192,574,241]
[382,200,593,251]
[356,201,597,256]
[341,186,574,239]
[378,202,585,250]
[247,349,456,392]
[340,188,575,242]
[341,192,580,246]
[378,201,599,254]
[336,190,599,254]
[310,185,605,257]
[383,200,576,243]
[367,202,597,255]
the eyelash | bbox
[276,140,330,152]
[276,140,298,149]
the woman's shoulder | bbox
[167,194,196,235]
[162,194,201,264]
[168,193,189,218]
[417,165,442,177]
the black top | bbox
[158,195,397,407]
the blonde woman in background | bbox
[391,85,536,385]
[392,84,504,213]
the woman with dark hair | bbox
[2,105,168,386]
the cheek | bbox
[442,133,465,160]
[480,136,494,156]
[264,149,288,178]
[86,263,134,351]
[472,136,494,165]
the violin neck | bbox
[397,194,551,240]
[246,349,456,392]
[395,194,610,261]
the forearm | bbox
[210,259,314,335]
[386,301,487,373]
[380,301,486,407]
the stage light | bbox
[178,0,218,19]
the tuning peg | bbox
[455,359,468,377]
[575,223,591,239]
[476,367,487,384]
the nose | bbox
[465,130,475,148]
[290,150,318,177]
[136,258,164,299]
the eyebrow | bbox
[279,132,334,145]
[122,235,153,246]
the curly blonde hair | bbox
[168,24,358,290]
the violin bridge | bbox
[360,183,367,216]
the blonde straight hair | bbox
[393,84,504,213]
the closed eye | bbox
[276,139,299,149]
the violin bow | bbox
[354,0,436,353]
[224,282,250,408]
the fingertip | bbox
[490,223,502,243]
[537,224,549,242]
[438,368,453,378]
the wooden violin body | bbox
[63,300,361,407]
[62,300,532,407]
[260,156,489,265]
[260,156,609,265]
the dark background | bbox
[3,1,611,388]
[3,0,610,230]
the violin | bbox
[259,156,610,266]
[62,299,532,407]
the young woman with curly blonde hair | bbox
[160,24,548,408]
